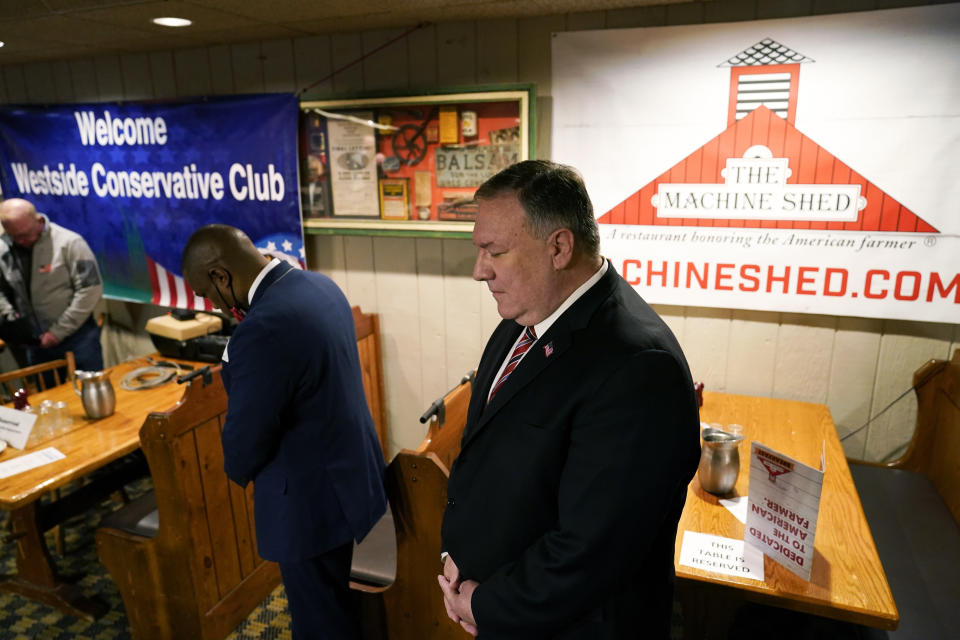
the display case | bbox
[299,85,535,238]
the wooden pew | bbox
[96,367,277,640]
[97,307,389,640]
[354,306,388,459]
[848,348,960,638]
[350,372,475,640]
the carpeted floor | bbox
[0,479,292,640]
[0,479,690,640]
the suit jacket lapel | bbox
[462,261,621,448]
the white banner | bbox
[553,5,960,323]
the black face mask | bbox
[209,271,247,322]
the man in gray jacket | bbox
[0,198,103,372]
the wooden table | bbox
[0,356,198,619]
[675,391,898,636]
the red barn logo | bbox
[599,39,937,233]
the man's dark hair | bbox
[474,160,600,258]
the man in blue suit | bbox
[181,225,387,640]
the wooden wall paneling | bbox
[476,19,518,84]
[679,307,733,392]
[361,29,409,92]
[436,21,476,87]
[305,235,348,292]
[68,60,98,102]
[119,54,153,100]
[230,42,265,94]
[757,0,814,19]
[704,0,759,23]
[3,66,28,103]
[604,6,668,28]
[23,63,57,103]
[772,313,836,404]
[0,68,9,103]
[864,320,955,460]
[208,45,235,95]
[442,239,485,393]
[518,15,564,159]
[518,14,563,101]
[293,35,332,96]
[826,317,882,458]
[373,237,422,455]
[94,56,124,101]
[415,238,450,424]
[342,235,378,311]
[174,48,213,98]
[725,309,780,397]
[330,33,364,96]
[148,52,177,99]
[406,23,438,90]
[812,0,878,15]
[261,39,296,93]
[666,2,706,25]
[51,61,74,103]
[565,11,607,31]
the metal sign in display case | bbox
[299,85,535,238]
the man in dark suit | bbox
[181,225,387,640]
[438,161,701,639]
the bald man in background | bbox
[0,198,103,372]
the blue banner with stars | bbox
[0,93,302,308]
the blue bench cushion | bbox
[850,463,960,639]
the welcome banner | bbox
[553,5,959,324]
[0,93,302,309]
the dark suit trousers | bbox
[279,542,359,640]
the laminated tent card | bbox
[745,442,824,580]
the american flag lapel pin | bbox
[543,342,554,358]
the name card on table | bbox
[0,405,38,450]
[746,442,825,581]
[0,447,65,479]
[679,531,764,580]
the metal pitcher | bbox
[698,428,744,496]
[73,369,116,419]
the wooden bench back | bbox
[415,374,473,473]
[137,367,278,639]
[0,351,75,397]
[898,348,960,525]
[354,306,388,458]
[370,374,475,640]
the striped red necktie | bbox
[489,326,537,401]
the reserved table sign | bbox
[679,530,764,580]
[0,405,38,450]
[746,441,824,581]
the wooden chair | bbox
[350,372,475,640]
[848,348,960,638]
[354,306,388,458]
[96,367,280,640]
[0,351,75,399]
[0,351,76,554]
